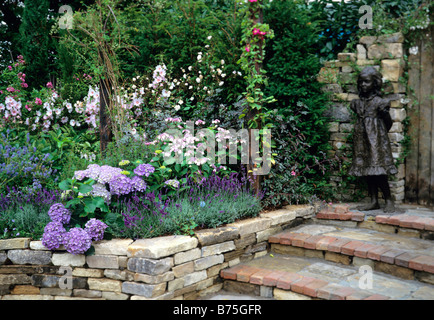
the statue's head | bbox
[357,66,383,97]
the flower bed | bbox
[0,204,316,300]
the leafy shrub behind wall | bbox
[261,0,336,208]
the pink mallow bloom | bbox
[245,45,250,52]
[291,171,296,176]
[6,87,15,93]
[252,28,261,35]
[35,98,43,105]
[46,82,54,89]
[249,0,258,2]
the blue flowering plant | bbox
[0,129,56,193]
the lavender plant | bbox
[0,187,61,239]
[0,130,56,192]
[107,170,262,239]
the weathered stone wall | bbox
[0,204,316,300]
[318,32,407,203]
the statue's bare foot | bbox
[356,202,380,211]
[383,199,395,213]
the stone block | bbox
[259,209,296,226]
[273,288,312,300]
[122,281,166,298]
[184,270,207,286]
[194,226,239,246]
[88,278,122,292]
[234,233,256,249]
[52,253,86,267]
[101,291,130,300]
[201,241,236,257]
[10,285,40,295]
[134,271,174,284]
[359,36,377,46]
[72,268,104,278]
[389,108,407,122]
[0,238,30,250]
[0,274,31,285]
[39,288,72,296]
[127,235,198,259]
[172,261,194,278]
[104,269,134,281]
[368,43,403,59]
[174,248,201,265]
[227,217,271,236]
[73,289,102,299]
[127,257,173,275]
[381,59,404,82]
[31,274,86,289]
[357,44,367,60]
[7,250,52,265]
[0,252,7,265]
[338,53,356,62]
[93,239,133,256]
[377,32,404,43]
[256,226,283,243]
[86,255,119,269]
[194,254,224,271]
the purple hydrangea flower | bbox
[74,164,122,184]
[85,218,108,241]
[62,227,92,255]
[91,183,112,204]
[133,164,155,177]
[109,174,133,196]
[164,179,180,188]
[41,221,66,250]
[47,203,71,224]
[131,176,147,192]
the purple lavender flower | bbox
[41,221,66,250]
[109,174,133,196]
[62,227,92,255]
[47,203,71,224]
[133,164,155,177]
[131,176,147,192]
[85,218,108,241]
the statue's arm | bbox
[378,99,393,132]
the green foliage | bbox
[19,0,53,89]
[260,0,335,207]
[0,203,51,240]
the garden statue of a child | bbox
[348,66,397,213]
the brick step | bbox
[314,204,434,240]
[268,224,434,282]
[219,254,434,300]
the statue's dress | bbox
[348,95,398,177]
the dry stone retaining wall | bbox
[0,204,316,300]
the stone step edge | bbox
[268,232,434,275]
[316,208,434,233]
[220,264,389,300]
[375,214,434,232]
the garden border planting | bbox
[0,204,316,300]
